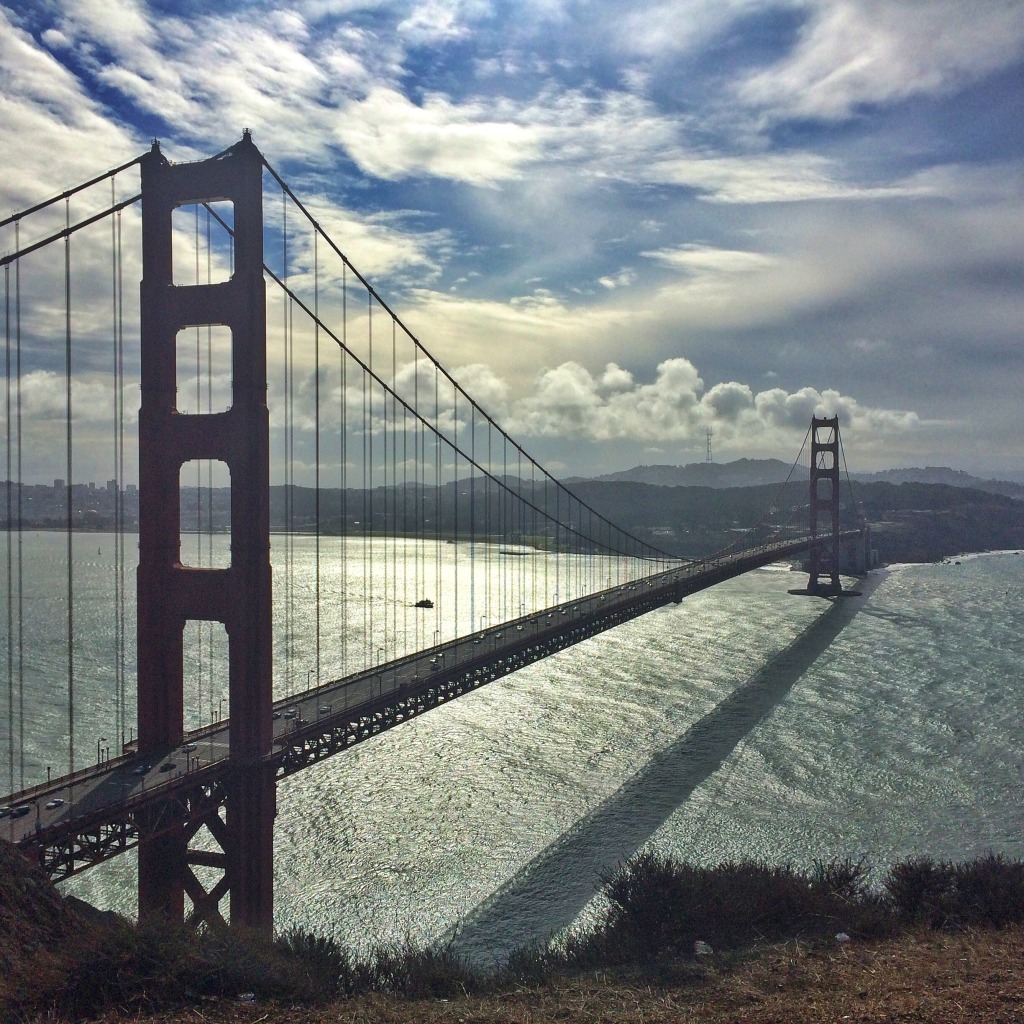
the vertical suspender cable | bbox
[116,203,127,748]
[205,213,213,721]
[314,233,321,686]
[340,265,347,675]
[486,421,491,622]
[414,345,421,651]
[402,401,409,653]
[363,295,371,669]
[282,191,292,695]
[518,448,524,615]
[110,182,122,749]
[5,261,13,794]
[16,224,23,787]
[380,312,387,663]
[470,405,475,630]
[392,321,399,656]
[452,389,458,634]
[433,362,441,633]
[64,198,74,773]
[194,206,203,725]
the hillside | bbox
[1,843,1021,1022]
[130,930,1023,1024]
[569,458,1024,498]
[566,478,1024,563]
[0,842,84,1008]
[566,458,795,488]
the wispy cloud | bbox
[736,0,1024,122]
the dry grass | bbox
[6,844,1024,1023]
[76,927,1023,1024]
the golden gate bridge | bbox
[1,133,867,930]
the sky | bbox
[2,0,1024,480]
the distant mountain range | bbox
[568,460,1024,499]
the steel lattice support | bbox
[137,132,274,930]
[808,415,841,594]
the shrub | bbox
[369,937,480,999]
[885,854,1024,929]
[583,851,888,963]
[884,857,958,927]
[951,853,1024,927]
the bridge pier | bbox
[136,133,273,931]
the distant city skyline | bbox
[2,1,1023,479]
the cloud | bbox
[396,0,493,45]
[737,0,1024,122]
[334,87,547,184]
[0,9,143,211]
[590,0,767,59]
[497,357,918,450]
[643,245,776,275]
[3,0,1022,481]
[641,151,917,204]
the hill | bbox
[2,843,1022,1022]
[566,458,795,488]
[0,841,84,1008]
[564,479,1024,563]
[569,459,1024,498]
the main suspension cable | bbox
[257,157,677,564]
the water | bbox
[4,534,1023,958]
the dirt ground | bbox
[79,926,1022,1024]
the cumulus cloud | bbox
[496,357,918,448]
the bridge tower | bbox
[137,133,274,930]
[807,415,842,595]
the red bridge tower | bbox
[136,133,274,930]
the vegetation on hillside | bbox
[3,843,1023,1022]
[566,479,1024,563]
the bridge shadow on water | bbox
[448,572,884,964]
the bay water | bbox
[4,533,1022,958]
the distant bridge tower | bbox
[807,415,841,594]
[136,133,274,930]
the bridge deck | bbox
[2,531,859,879]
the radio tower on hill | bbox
[706,429,714,464]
